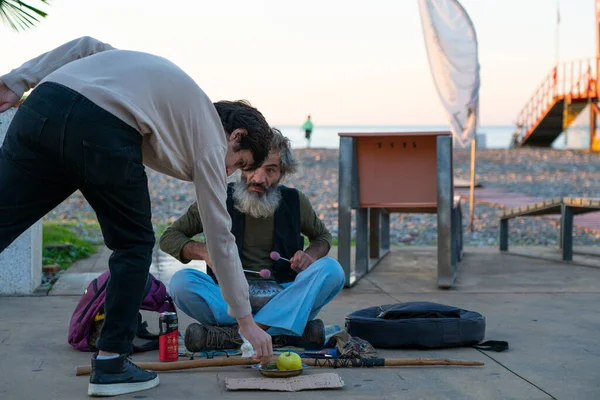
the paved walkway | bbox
[49,245,204,296]
[1,245,599,399]
[456,187,600,234]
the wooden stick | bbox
[75,356,483,376]
[306,357,484,368]
[76,357,258,376]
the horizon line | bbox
[271,123,513,128]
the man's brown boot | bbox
[184,323,243,351]
[273,319,326,349]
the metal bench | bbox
[337,131,463,289]
[499,197,600,260]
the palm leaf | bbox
[0,1,50,32]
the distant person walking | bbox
[302,115,313,148]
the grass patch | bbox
[43,222,100,270]
[330,238,356,246]
[153,222,170,240]
[304,237,355,246]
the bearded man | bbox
[160,129,344,351]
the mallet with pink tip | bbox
[243,269,272,279]
[270,251,291,263]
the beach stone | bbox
[42,264,61,275]
[41,145,600,248]
[0,108,43,295]
[44,244,74,252]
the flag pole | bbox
[448,0,479,232]
[468,139,476,232]
[556,0,560,67]
[418,0,480,231]
[468,103,478,232]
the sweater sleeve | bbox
[0,36,115,97]
[158,202,204,263]
[299,190,332,250]
[192,145,251,319]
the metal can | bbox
[159,312,178,361]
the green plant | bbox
[0,0,49,31]
[153,222,170,240]
[330,238,356,246]
[43,222,99,270]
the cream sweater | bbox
[0,36,251,318]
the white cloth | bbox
[418,0,480,148]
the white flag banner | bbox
[418,0,480,148]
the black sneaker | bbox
[88,354,159,397]
[184,323,243,351]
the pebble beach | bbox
[40,145,600,247]
[3,105,598,247]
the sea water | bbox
[275,124,591,150]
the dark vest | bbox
[207,183,304,284]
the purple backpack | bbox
[68,270,176,352]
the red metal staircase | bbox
[511,58,599,148]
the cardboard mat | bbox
[225,372,345,392]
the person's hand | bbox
[181,241,213,271]
[200,247,213,272]
[290,250,315,272]
[237,315,272,365]
[0,82,19,113]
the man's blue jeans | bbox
[169,256,345,336]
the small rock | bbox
[399,235,414,243]
[44,244,74,252]
[42,264,61,274]
[40,148,600,247]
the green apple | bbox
[276,351,302,370]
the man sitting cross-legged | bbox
[160,129,345,351]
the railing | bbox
[512,57,599,146]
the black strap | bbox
[166,295,177,315]
[131,297,179,353]
[136,320,159,340]
[132,339,159,353]
[472,340,509,352]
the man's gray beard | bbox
[232,180,282,219]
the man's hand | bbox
[290,250,315,272]
[203,252,214,272]
[0,82,20,113]
[237,315,272,365]
[181,241,213,271]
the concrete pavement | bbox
[1,246,599,399]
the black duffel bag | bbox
[345,301,506,351]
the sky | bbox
[0,0,597,126]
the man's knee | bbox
[169,269,197,303]
[170,269,214,296]
[314,257,345,288]
[111,242,155,271]
[169,269,220,325]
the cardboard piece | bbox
[225,372,345,392]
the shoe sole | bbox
[88,375,159,397]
